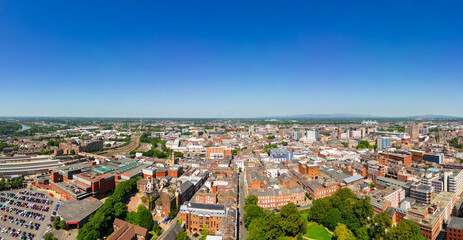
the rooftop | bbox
[57,198,103,222]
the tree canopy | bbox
[306,188,425,240]
[385,220,426,240]
[77,177,139,240]
[244,196,304,240]
[334,223,356,240]
[126,205,154,231]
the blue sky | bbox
[1,1,463,118]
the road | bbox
[157,215,179,240]
[100,132,142,157]
[239,172,248,240]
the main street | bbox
[238,171,248,240]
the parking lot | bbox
[0,189,60,240]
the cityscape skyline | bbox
[1,1,463,117]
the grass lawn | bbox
[304,220,332,240]
[301,212,331,240]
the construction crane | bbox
[422,114,427,123]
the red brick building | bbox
[107,218,149,240]
[73,171,115,199]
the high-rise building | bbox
[376,137,391,151]
[294,131,302,140]
[306,130,319,142]
[406,124,420,139]
[249,125,255,136]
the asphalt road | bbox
[157,215,179,240]
[0,189,59,240]
[239,172,248,240]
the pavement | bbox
[0,188,59,240]
[238,172,248,240]
[157,215,179,240]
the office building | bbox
[269,148,293,162]
[306,130,319,142]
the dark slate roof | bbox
[187,202,226,211]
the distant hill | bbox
[404,115,463,120]
[267,113,463,120]
[268,113,380,119]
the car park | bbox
[0,190,58,240]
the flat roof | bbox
[58,198,103,223]
[449,217,463,230]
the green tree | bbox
[243,204,266,228]
[77,177,140,240]
[282,141,288,146]
[125,211,137,224]
[307,197,331,223]
[355,227,370,240]
[44,232,58,240]
[114,202,126,219]
[369,211,391,239]
[175,229,189,240]
[53,216,61,229]
[200,224,211,240]
[59,220,67,230]
[247,218,267,240]
[324,208,343,230]
[334,223,356,240]
[70,149,76,155]
[279,203,304,236]
[244,195,258,210]
[385,220,426,240]
[169,205,178,219]
[136,205,154,230]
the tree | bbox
[59,220,67,230]
[357,144,367,149]
[136,205,154,231]
[355,227,370,240]
[244,195,258,210]
[175,229,189,240]
[44,232,58,240]
[247,217,267,240]
[385,220,426,240]
[114,202,126,219]
[324,208,343,230]
[369,211,391,239]
[169,205,178,219]
[53,216,61,229]
[307,197,331,223]
[125,211,138,224]
[77,177,140,240]
[279,203,304,236]
[70,149,75,155]
[334,223,356,240]
[200,224,211,240]
[243,204,266,227]
[282,141,288,146]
